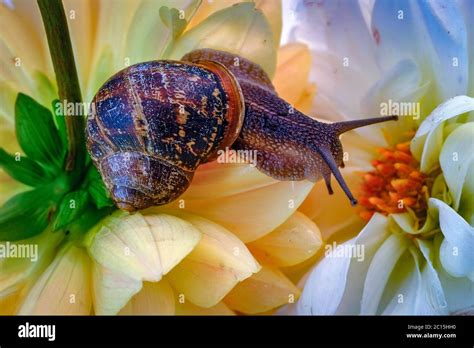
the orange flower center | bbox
[358,141,432,223]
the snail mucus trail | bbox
[86,48,397,212]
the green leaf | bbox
[15,93,63,171]
[0,185,59,241]
[0,148,52,186]
[53,190,90,231]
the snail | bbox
[86,48,397,212]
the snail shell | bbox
[86,60,244,211]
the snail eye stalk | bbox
[319,147,357,206]
[332,115,398,135]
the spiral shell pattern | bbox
[87,60,244,210]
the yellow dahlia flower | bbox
[0,0,322,315]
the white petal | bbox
[439,122,474,223]
[416,240,449,314]
[379,245,448,315]
[410,95,474,172]
[285,0,379,117]
[379,252,420,315]
[359,59,429,146]
[456,0,474,96]
[361,234,408,314]
[294,241,353,315]
[334,214,392,314]
[372,0,469,101]
[434,233,474,313]
[371,0,419,68]
[294,214,390,315]
[416,0,469,100]
[429,198,474,278]
[414,96,474,138]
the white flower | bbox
[281,0,474,315]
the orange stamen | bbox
[358,143,430,223]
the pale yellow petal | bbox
[145,214,202,274]
[119,280,175,315]
[187,0,282,46]
[11,0,51,39]
[85,0,201,100]
[273,44,312,105]
[18,245,92,315]
[293,83,317,115]
[248,211,322,267]
[186,0,234,30]
[0,3,50,89]
[0,81,18,134]
[167,2,276,77]
[254,0,282,46]
[63,0,95,94]
[175,299,235,315]
[125,0,200,63]
[0,4,55,127]
[0,171,25,206]
[0,289,22,315]
[182,161,276,200]
[87,212,201,282]
[0,229,63,302]
[160,180,314,243]
[224,264,300,314]
[298,166,367,241]
[85,0,140,100]
[166,213,260,308]
[92,262,142,315]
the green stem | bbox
[38,0,85,172]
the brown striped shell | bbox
[86,60,244,211]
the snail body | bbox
[87,49,397,211]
